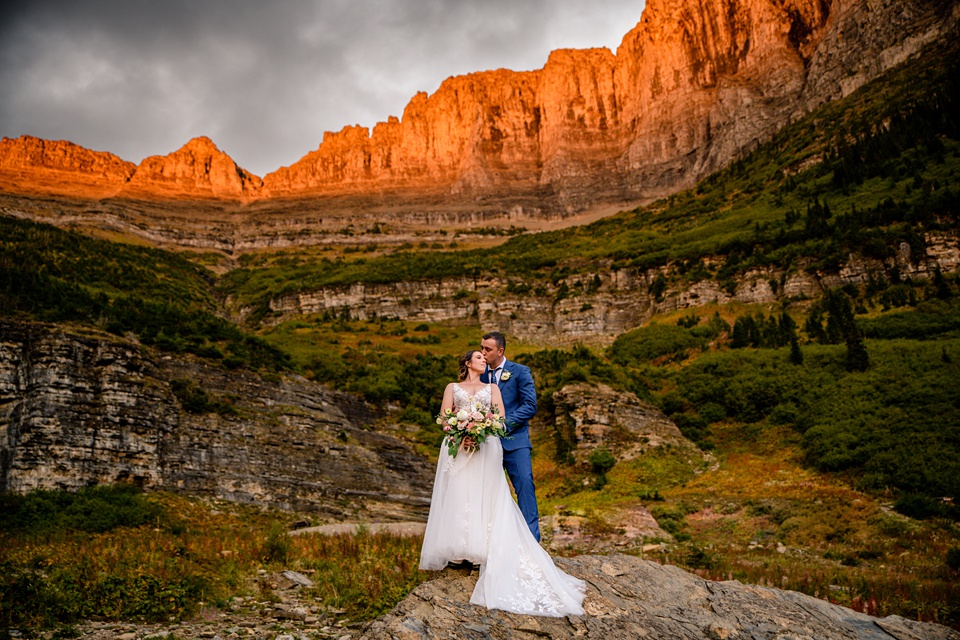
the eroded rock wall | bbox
[261,232,960,345]
[0,320,432,519]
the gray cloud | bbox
[0,0,644,176]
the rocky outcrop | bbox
[552,383,702,463]
[361,554,960,639]
[0,135,135,199]
[0,320,433,519]
[261,231,960,344]
[2,0,956,232]
[118,137,264,202]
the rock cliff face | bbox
[262,231,960,344]
[0,135,135,199]
[361,554,960,639]
[261,0,955,213]
[552,383,702,463]
[118,137,264,202]
[0,320,433,519]
[1,0,956,234]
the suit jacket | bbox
[483,359,537,451]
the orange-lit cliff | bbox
[1,0,955,221]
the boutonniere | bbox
[500,371,512,381]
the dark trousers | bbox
[502,446,540,541]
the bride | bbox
[419,350,585,617]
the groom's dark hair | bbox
[483,331,506,350]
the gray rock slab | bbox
[359,554,960,640]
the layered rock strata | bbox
[262,231,960,344]
[0,320,432,518]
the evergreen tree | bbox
[824,288,870,371]
[825,311,845,344]
[789,336,804,365]
[934,266,953,299]
[805,306,828,343]
[763,314,780,347]
[649,273,667,303]
[730,316,754,349]
[779,312,798,347]
[845,328,870,372]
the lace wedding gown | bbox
[419,383,586,617]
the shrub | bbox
[946,547,960,572]
[0,485,161,534]
[588,449,617,475]
[609,324,707,364]
[261,523,292,564]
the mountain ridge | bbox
[1,0,955,231]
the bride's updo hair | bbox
[458,350,480,381]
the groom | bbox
[480,331,541,541]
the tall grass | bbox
[0,491,428,631]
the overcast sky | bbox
[0,0,645,177]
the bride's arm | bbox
[440,383,455,413]
[490,385,507,422]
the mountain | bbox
[0,135,135,199]
[119,136,264,202]
[1,0,956,246]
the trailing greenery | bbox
[0,215,291,372]
[169,379,239,416]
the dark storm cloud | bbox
[0,0,644,176]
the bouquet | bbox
[437,402,508,458]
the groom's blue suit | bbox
[484,359,540,541]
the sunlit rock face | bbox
[119,137,265,202]
[0,135,135,199]
[1,0,953,223]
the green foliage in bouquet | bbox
[437,404,508,458]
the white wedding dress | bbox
[419,383,585,617]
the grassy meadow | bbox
[0,489,425,631]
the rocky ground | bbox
[27,551,958,640]
[363,554,960,640]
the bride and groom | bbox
[419,332,585,617]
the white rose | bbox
[456,409,470,422]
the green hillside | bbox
[0,215,290,372]
[219,37,960,314]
